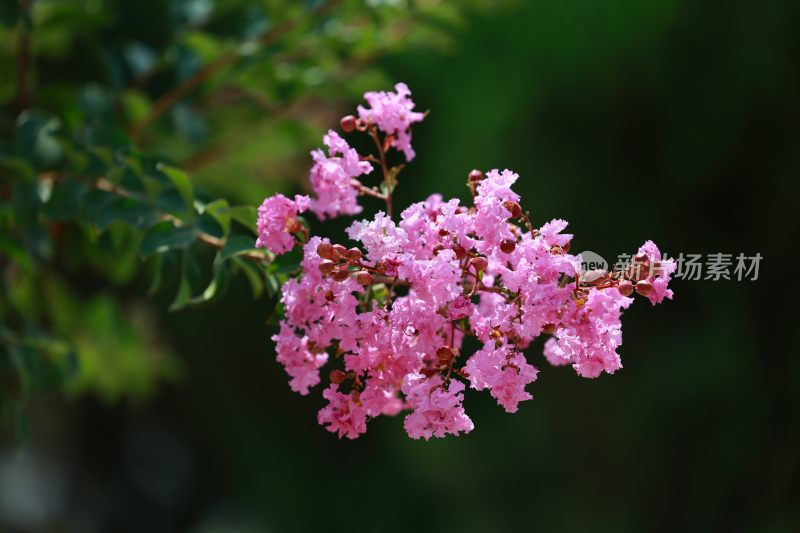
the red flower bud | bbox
[635,280,653,296]
[318,261,336,275]
[500,239,516,254]
[618,279,634,297]
[355,271,373,286]
[470,256,488,272]
[332,268,351,282]
[329,369,346,384]
[542,323,556,335]
[503,200,523,219]
[346,247,362,263]
[468,169,484,182]
[317,242,335,260]
[340,115,357,132]
[436,347,453,366]
[332,244,347,258]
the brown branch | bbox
[128,0,341,139]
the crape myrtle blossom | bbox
[255,193,310,255]
[358,82,425,161]
[257,83,675,440]
[309,130,373,220]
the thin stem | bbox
[368,127,393,218]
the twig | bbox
[368,126,393,218]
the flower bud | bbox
[355,271,373,286]
[318,261,336,275]
[500,239,516,254]
[332,244,347,258]
[332,268,351,282]
[453,245,468,260]
[317,242,335,260]
[285,217,301,234]
[470,256,488,272]
[542,323,556,335]
[468,169,484,182]
[618,279,634,297]
[340,115,356,132]
[436,347,453,366]
[635,280,653,296]
[346,247,362,263]
[503,200,523,219]
[329,369,346,384]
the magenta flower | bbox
[255,193,310,255]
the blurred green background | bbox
[1,0,798,531]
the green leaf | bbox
[14,111,63,169]
[44,179,88,221]
[233,257,264,299]
[220,234,259,260]
[203,198,231,238]
[147,254,165,295]
[169,274,192,311]
[190,255,229,305]
[140,221,196,256]
[96,197,159,230]
[157,163,195,215]
[224,205,257,234]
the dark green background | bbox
[3,1,798,531]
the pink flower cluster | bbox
[258,83,674,440]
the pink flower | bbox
[447,295,473,321]
[637,240,676,305]
[272,323,327,395]
[346,212,408,262]
[402,373,474,440]
[255,193,310,255]
[309,130,373,220]
[358,83,425,161]
[464,341,538,413]
[318,385,368,439]
[473,169,521,248]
